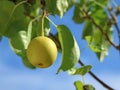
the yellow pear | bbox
[27,36,57,68]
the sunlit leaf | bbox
[9,31,28,53]
[46,0,74,17]
[57,25,80,73]
[57,0,68,17]
[82,18,113,61]
[27,21,33,45]
[44,18,50,36]
[85,36,101,52]
[74,81,83,90]
[9,30,35,69]
[74,81,95,90]
[68,65,92,76]
[96,28,113,61]
[72,0,108,24]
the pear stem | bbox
[41,12,45,37]
[82,76,85,85]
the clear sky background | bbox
[0,1,120,90]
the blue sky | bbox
[0,1,120,90]
[0,36,120,90]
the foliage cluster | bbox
[0,0,120,90]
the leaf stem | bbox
[82,76,85,85]
[26,14,42,46]
[108,9,120,51]
[31,15,42,22]
[45,16,57,28]
[82,9,120,50]
[41,12,45,36]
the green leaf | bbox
[57,25,80,73]
[22,58,36,69]
[83,84,95,90]
[67,0,76,6]
[0,35,2,42]
[74,65,92,76]
[82,19,113,61]
[27,21,33,45]
[72,4,84,24]
[69,65,92,76]
[85,36,101,52]
[46,0,57,15]
[9,31,28,54]
[22,50,36,69]
[82,22,93,39]
[0,0,29,37]
[90,0,108,8]
[72,0,108,24]
[46,0,74,16]
[74,81,84,90]
[44,18,50,36]
[96,28,113,61]
[91,10,108,25]
[9,30,35,69]
[0,0,14,35]
[74,81,95,90]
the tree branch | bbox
[49,32,114,90]
[49,32,61,50]
[78,60,114,90]
[82,9,120,51]
[23,3,115,89]
[24,12,35,19]
[108,10,120,49]
[40,0,46,12]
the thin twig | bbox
[82,9,120,51]
[24,12,35,19]
[40,0,46,11]
[49,32,114,90]
[49,32,61,49]
[78,60,114,90]
[23,1,116,89]
[114,24,120,45]
[108,10,120,48]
